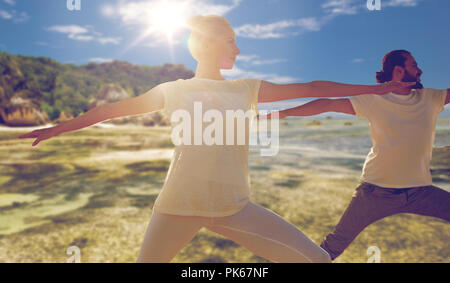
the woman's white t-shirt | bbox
[153,77,261,216]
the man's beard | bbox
[403,70,423,89]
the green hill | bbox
[0,51,194,124]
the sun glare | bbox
[151,0,187,39]
[119,0,190,57]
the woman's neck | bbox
[195,61,225,80]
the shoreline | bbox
[0,122,169,131]
[1,117,449,131]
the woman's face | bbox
[204,29,240,70]
[218,31,240,69]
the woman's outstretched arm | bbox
[258,80,415,103]
[18,84,165,146]
[262,98,355,119]
[54,85,165,135]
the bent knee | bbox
[315,250,332,263]
[307,248,332,263]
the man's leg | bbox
[400,185,450,221]
[320,182,402,260]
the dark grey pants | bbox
[320,182,450,260]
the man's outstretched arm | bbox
[257,81,415,103]
[263,98,355,119]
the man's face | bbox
[401,54,423,89]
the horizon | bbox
[0,0,449,117]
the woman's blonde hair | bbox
[186,15,232,61]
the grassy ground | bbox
[0,119,448,263]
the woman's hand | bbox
[18,126,60,147]
[374,81,416,95]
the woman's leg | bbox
[137,210,206,263]
[205,201,331,263]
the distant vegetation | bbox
[0,51,194,123]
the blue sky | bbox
[0,0,449,116]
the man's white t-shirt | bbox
[349,88,447,188]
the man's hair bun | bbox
[375,50,411,83]
[376,70,386,83]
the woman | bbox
[19,15,413,263]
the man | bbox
[266,50,450,260]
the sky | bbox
[0,0,449,116]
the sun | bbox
[151,0,188,39]
[119,0,190,54]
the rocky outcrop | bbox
[53,109,74,124]
[0,90,50,126]
[87,84,130,110]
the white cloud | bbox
[234,17,322,39]
[236,54,287,66]
[97,37,122,45]
[46,25,121,45]
[47,25,89,35]
[100,4,115,17]
[0,10,12,19]
[101,0,243,26]
[89,57,114,63]
[68,34,95,41]
[0,8,28,22]
[100,0,243,47]
[352,58,365,63]
[3,0,15,6]
[322,0,361,15]
[252,59,288,66]
[97,0,425,48]
[222,65,301,84]
[12,11,28,22]
[321,0,423,15]
[384,0,422,7]
[235,54,259,62]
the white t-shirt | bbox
[153,77,261,216]
[350,88,447,188]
